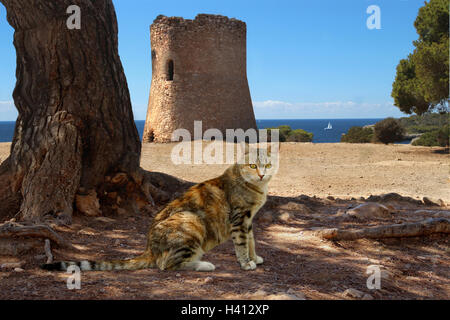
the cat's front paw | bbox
[241,261,257,271]
[253,255,264,265]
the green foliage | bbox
[391,0,449,115]
[286,129,313,142]
[412,125,449,146]
[374,118,406,144]
[267,125,313,142]
[412,130,440,146]
[341,126,374,143]
[414,0,449,43]
[437,125,450,146]
[398,112,449,133]
[414,125,450,146]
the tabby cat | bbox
[42,145,276,272]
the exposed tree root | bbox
[44,239,53,264]
[315,218,450,241]
[0,222,73,249]
[0,238,44,256]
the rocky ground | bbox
[0,142,449,300]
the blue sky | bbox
[0,0,425,120]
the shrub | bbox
[437,125,450,146]
[266,125,313,142]
[413,125,449,146]
[286,129,313,142]
[374,118,405,144]
[341,126,374,143]
[412,130,440,146]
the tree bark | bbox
[0,0,142,223]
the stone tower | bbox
[142,14,257,142]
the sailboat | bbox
[324,122,332,130]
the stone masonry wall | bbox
[142,14,257,142]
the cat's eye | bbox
[249,164,257,169]
[265,164,272,169]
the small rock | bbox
[14,268,24,272]
[297,195,311,201]
[343,288,364,298]
[248,289,306,300]
[266,292,305,300]
[346,202,393,219]
[327,196,335,200]
[422,197,444,207]
[278,211,294,222]
[377,193,422,205]
[175,273,181,277]
[77,227,97,236]
[75,189,101,216]
[250,289,268,299]
[278,201,311,213]
[366,195,381,202]
[94,216,116,223]
[362,294,374,300]
[204,277,213,284]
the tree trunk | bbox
[0,0,142,223]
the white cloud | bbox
[254,100,293,108]
[252,100,404,119]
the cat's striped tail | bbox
[41,251,154,271]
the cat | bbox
[42,145,276,272]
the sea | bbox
[0,118,407,143]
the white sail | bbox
[324,122,332,130]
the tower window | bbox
[166,60,174,81]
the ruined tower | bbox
[142,14,257,142]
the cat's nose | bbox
[258,174,265,180]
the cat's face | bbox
[238,147,276,184]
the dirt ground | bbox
[0,142,449,300]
